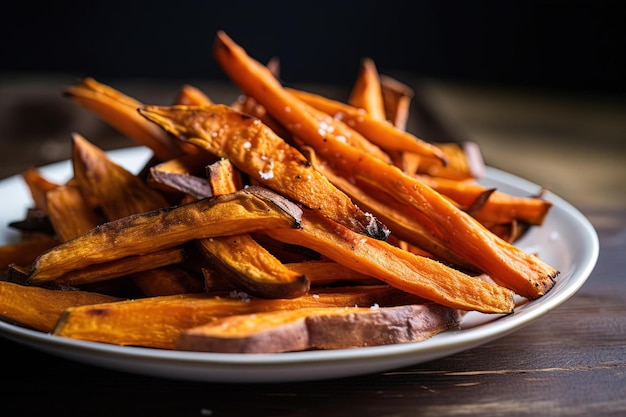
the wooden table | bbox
[1,76,625,416]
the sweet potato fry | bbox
[54,247,186,287]
[0,237,60,271]
[413,174,552,225]
[205,159,244,196]
[348,57,387,121]
[216,36,563,289]
[71,133,171,219]
[0,280,122,332]
[52,285,427,349]
[288,87,446,160]
[196,158,310,299]
[26,186,303,284]
[177,303,463,353]
[196,236,310,299]
[45,184,104,242]
[173,84,213,106]
[126,264,204,296]
[63,77,184,161]
[409,142,485,180]
[284,260,380,286]
[20,167,60,213]
[380,74,414,131]
[263,208,516,314]
[138,104,389,240]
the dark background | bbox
[2,1,625,97]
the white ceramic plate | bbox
[0,147,599,383]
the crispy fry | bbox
[205,159,244,196]
[348,57,387,121]
[20,167,60,213]
[54,247,186,287]
[126,264,204,297]
[63,78,184,161]
[413,174,552,225]
[71,133,171,219]
[197,158,310,299]
[138,103,389,240]
[45,184,104,242]
[173,84,213,106]
[26,186,303,284]
[0,281,122,332]
[263,208,516,314]
[409,142,485,180]
[284,260,380,286]
[288,87,446,160]
[380,74,414,131]
[177,303,462,353]
[0,237,60,271]
[196,236,310,299]
[52,285,427,349]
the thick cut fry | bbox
[55,247,186,287]
[63,78,184,161]
[0,237,60,270]
[348,57,387,121]
[288,87,446,160]
[138,104,389,240]
[196,237,310,299]
[198,158,310,299]
[127,264,204,297]
[52,286,427,349]
[173,84,213,106]
[284,260,380,286]
[45,184,104,242]
[380,74,414,131]
[263,208,516,314]
[413,174,552,225]
[410,142,485,181]
[0,281,122,332]
[21,167,60,213]
[71,133,171,219]
[177,303,463,353]
[26,186,303,284]
[206,159,244,196]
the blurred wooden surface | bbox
[1,76,625,416]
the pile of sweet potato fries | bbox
[0,31,559,353]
